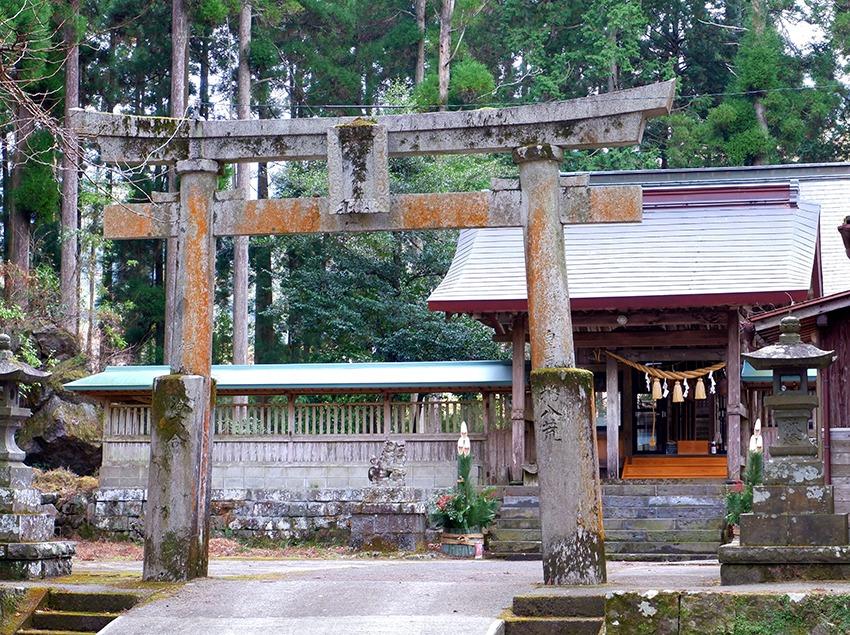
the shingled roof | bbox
[427,182,820,313]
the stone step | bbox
[604,505,724,520]
[512,594,605,618]
[605,529,722,543]
[17,630,98,635]
[603,483,726,496]
[603,517,723,531]
[47,590,139,613]
[603,494,724,507]
[607,552,719,562]
[30,610,118,632]
[486,551,541,561]
[501,496,540,508]
[494,486,541,497]
[490,528,542,541]
[499,507,540,520]
[503,613,603,635]
[605,541,721,555]
[495,517,541,530]
[489,539,542,554]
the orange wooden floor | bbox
[620,455,727,480]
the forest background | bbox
[1,0,848,374]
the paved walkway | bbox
[94,558,540,635]
[76,558,850,634]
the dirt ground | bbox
[72,537,443,562]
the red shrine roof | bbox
[427,182,821,313]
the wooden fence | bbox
[103,395,514,485]
[107,396,511,439]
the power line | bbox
[191,83,846,115]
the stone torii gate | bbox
[71,80,674,585]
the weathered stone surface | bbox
[0,513,54,542]
[0,556,72,580]
[3,540,75,560]
[20,394,102,475]
[71,81,676,164]
[719,542,850,563]
[740,513,847,546]
[721,562,850,584]
[752,485,834,515]
[512,593,604,618]
[0,462,33,488]
[327,120,389,215]
[763,456,824,485]
[0,541,75,580]
[0,487,43,514]
[531,368,605,585]
[678,592,737,635]
[606,591,679,635]
[143,374,213,581]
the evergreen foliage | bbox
[1,0,848,366]
[725,450,764,527]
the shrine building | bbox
[64,162,850,559]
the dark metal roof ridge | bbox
[563,162,850,185]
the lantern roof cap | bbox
[0,334,50,383]
[742,316,835,371]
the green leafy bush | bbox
[430,452,499,532]
[725,450,764,527]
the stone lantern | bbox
[719,316,848,584]
[0,334,75,579]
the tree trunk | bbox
[415,0,427,85]
[233,1,251,367]
[165,0,190,363]
[438,0,454,110]
[5,105,33,308]
[253,162,275,363]
[61,0,81,335]
[199,34,209,120]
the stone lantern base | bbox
[0,461,75,580]
[719,459,850,584]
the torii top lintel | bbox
[69,81,675,165]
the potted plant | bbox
[430,424,499,558]
[725,449,764,540]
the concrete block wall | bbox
[101,459,479,490]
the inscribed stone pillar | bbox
[515,143,606,585]
[143,159,218,581]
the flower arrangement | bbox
[725,449,764,527]
[430,452,499,532]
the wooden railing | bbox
[106,396,511,439]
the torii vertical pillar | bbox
[516,144,606,585]
[143,159,218,581]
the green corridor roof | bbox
[64,360,513,397]
[741,361,817,384]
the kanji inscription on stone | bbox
[327,119,389,215]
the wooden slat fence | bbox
[109,397,511,440]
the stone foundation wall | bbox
[65,487,442,550]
